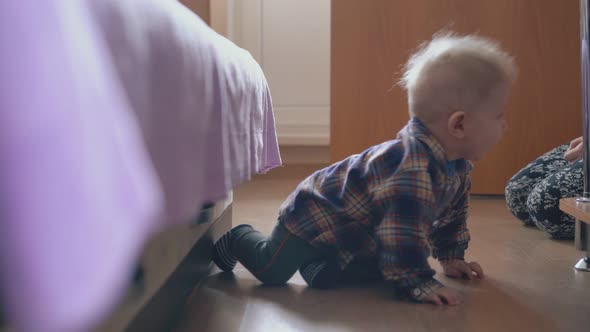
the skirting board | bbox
[279,145,330,165]
[274,106,330,146]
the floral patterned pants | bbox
[505,144,583,239]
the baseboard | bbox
[277,127,329,146]
[274,106,330,146]
[280,145,330,164]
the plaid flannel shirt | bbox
[278,118,472,301]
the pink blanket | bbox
[0,1,281,331]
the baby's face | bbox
[461,84,510,161]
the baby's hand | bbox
[441,259,484,280]
[424,286,462,306]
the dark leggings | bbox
[232,222,381,285]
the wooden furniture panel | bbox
[182,0,211,24]
[560,198,590,225]
[560,198,590,255]
[332,0,582,194]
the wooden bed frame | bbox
[96,199,232,331]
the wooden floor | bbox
[174,165,590,332]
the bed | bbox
[0,1,281,331]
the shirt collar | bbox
[400,117,472,175]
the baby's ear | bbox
[447,111,466,139]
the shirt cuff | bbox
[432,245,466,261]
[403,279,444,302]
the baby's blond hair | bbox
[400,32,517,121]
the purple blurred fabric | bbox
[0,1,281,331]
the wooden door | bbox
[182,0,210,24]
[331,0,582,194]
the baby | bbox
[213,32,516,305]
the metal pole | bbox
[579,0,590,202]
[575,0,590,271]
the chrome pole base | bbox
[576,192,590,202]
[575,256,590,271]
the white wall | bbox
[211,0,229,37]
[230,0,330,146]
